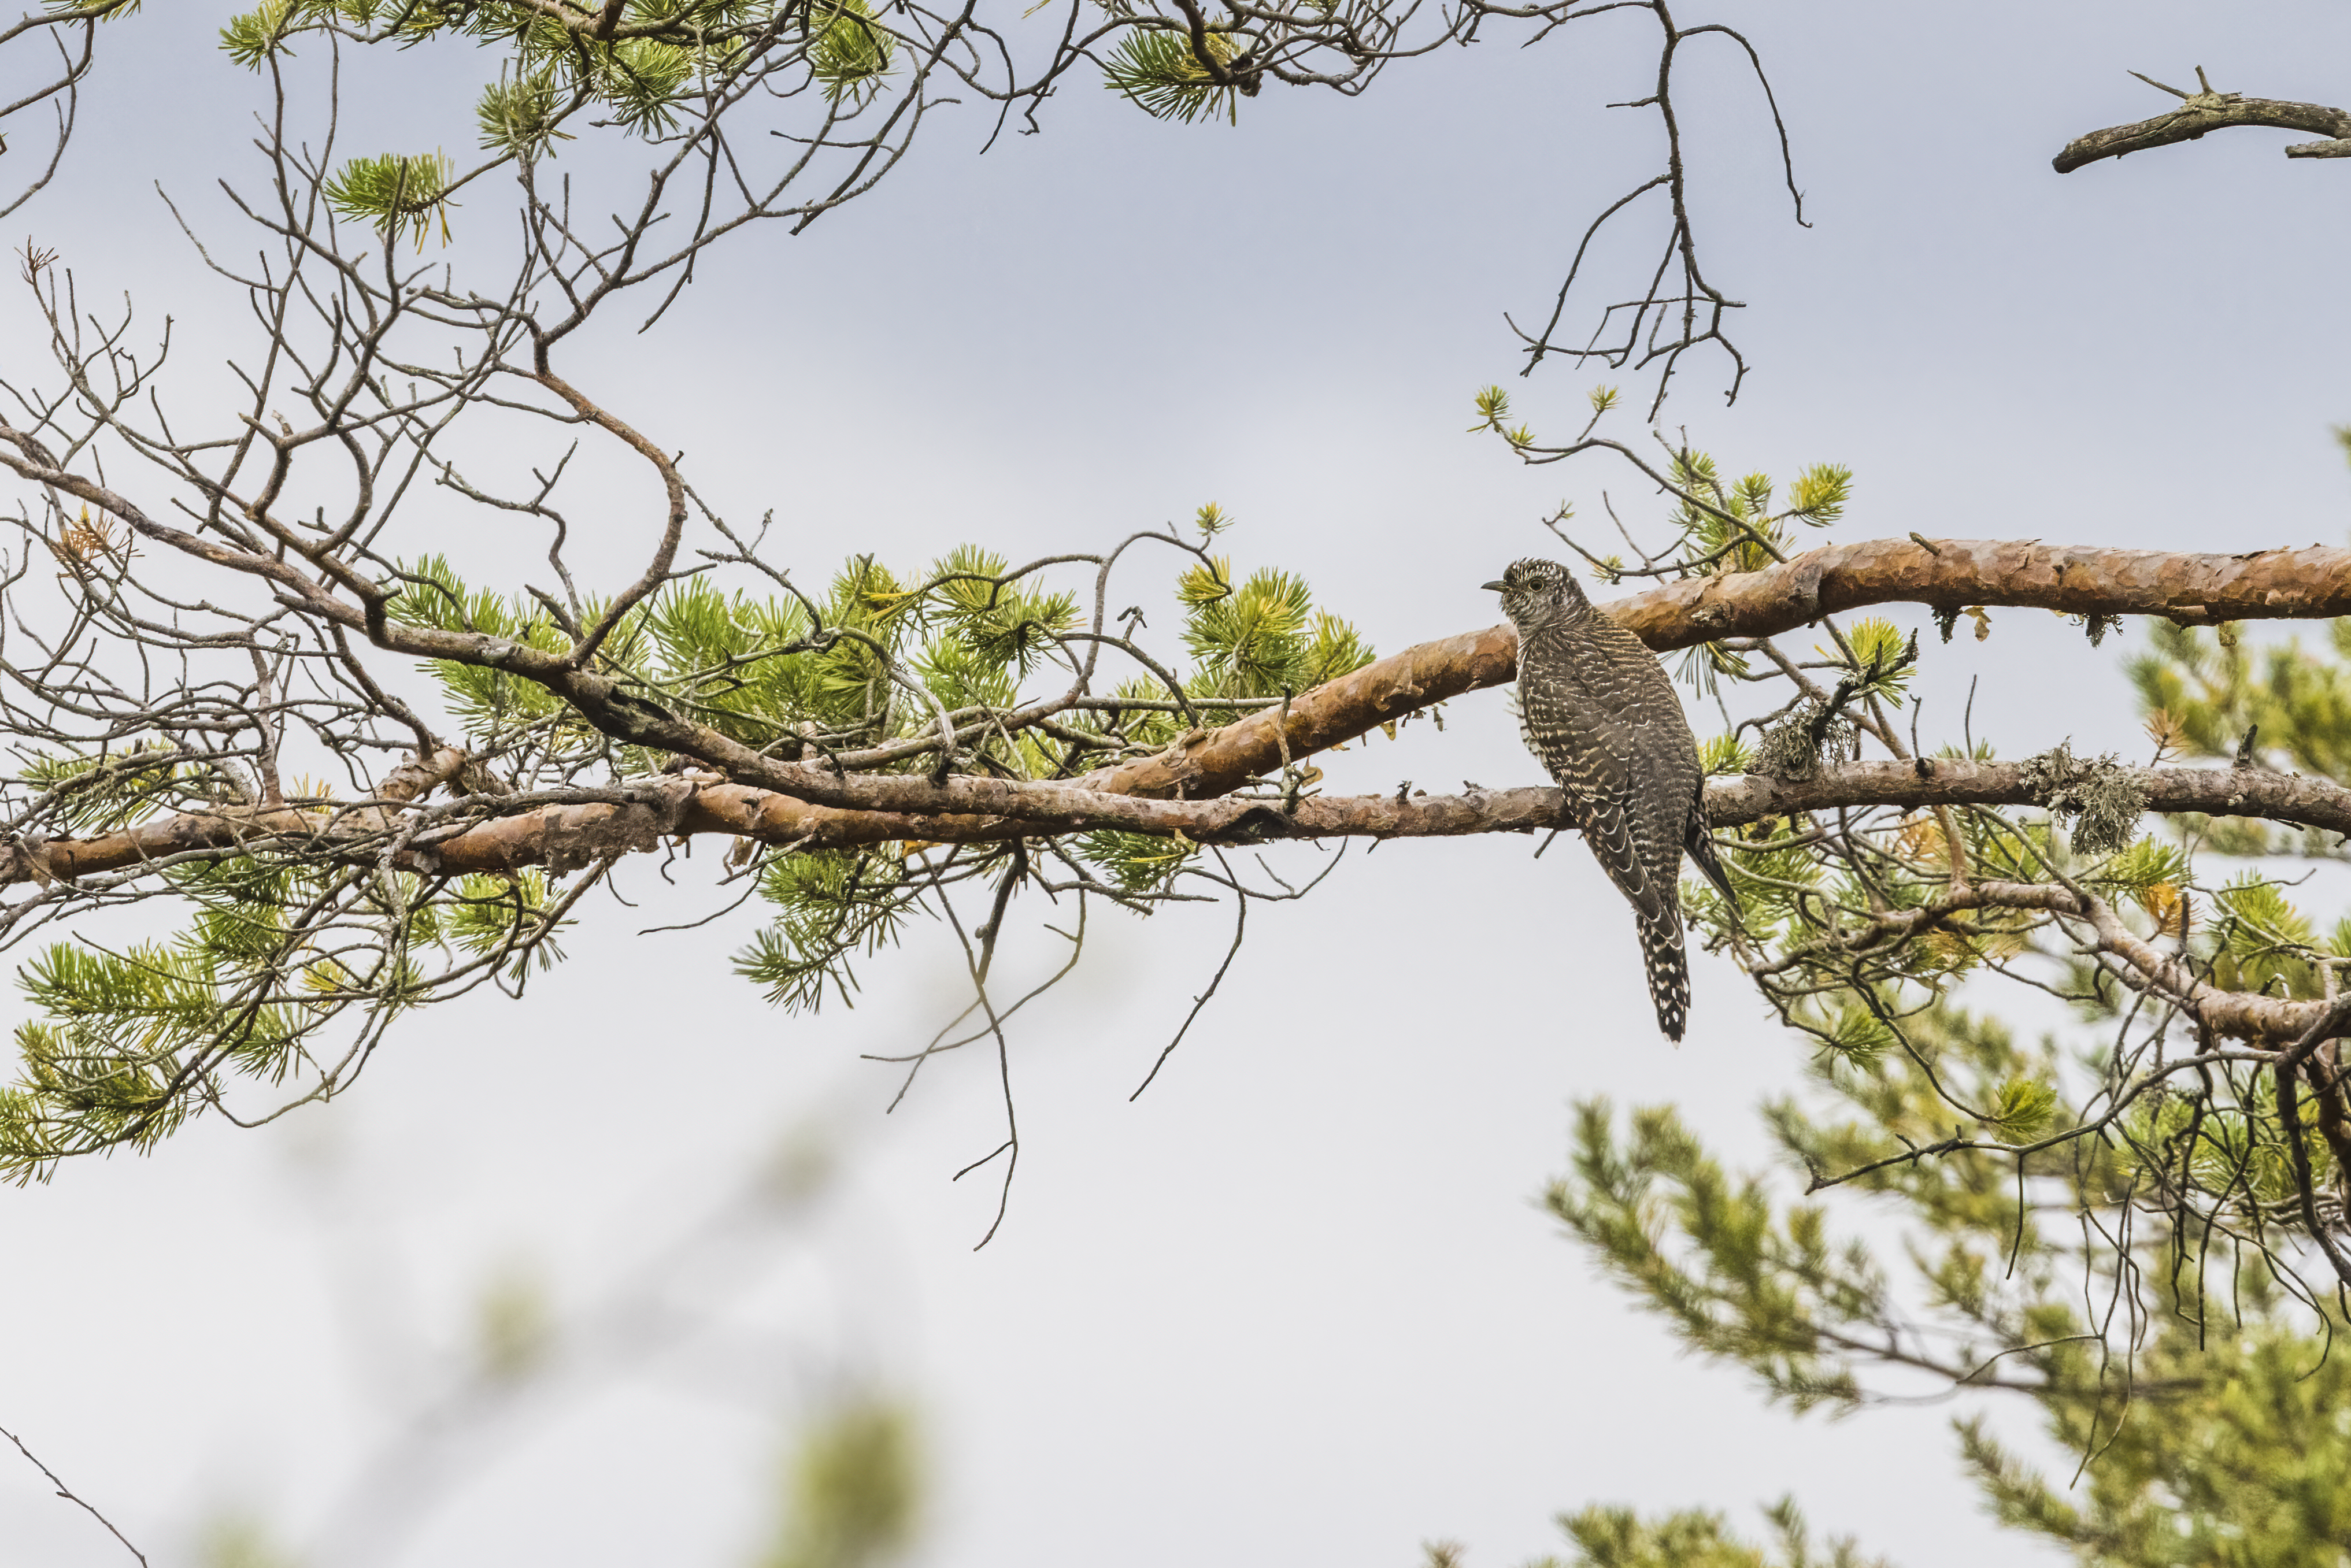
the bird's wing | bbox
[1625,716,1700,913]
[1579,790,1668,921]
[1683,774,1741,914]
[1590,637,1705,910]
[1526,682,1663,918]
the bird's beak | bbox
[1479,580,1506,592]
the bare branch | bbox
[0,1423,147,1566]
[14,755,2346,909]
[2054,71,2351,173]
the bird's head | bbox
[1480,557,1589,627]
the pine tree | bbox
[6,6,2351,1562]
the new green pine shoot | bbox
[221,0,879,242]
[321,151,457,247]
[809,0,895,104]
[1102,28,1245,125]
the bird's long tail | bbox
[1637,903,1691,1043]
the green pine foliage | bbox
[808,0,895,103]
[1823,617,1912,702]
[221,0,884,242]
[1528,1499,1889,1568]
[736,848,915,1011]
[1,860,564,1180]
[322,151,457,246]
[2129,618,2351,780]
[391,554,582,740]
[702,542,1369,984]
[1543,994,2351,1566]
[476,66,573,157]
[1102,27,1244,125]
[1668,451,1849,577]
[2125,438,2351,779]
[0,527,1372,1154]
[2211,872,2323,997]
[1553,1097,1880,1411]
[13,741,197,834]
[1178,558,1374,698]
[220,0,303,67]
[925,545,1081,679]
[1516,456,2351,1562]
[1686,722,2309,1063]
[1957,1326,2351,1565]
[188,0,1378,240]
[1072,829,1195,896]
[760,1398,923,1568]
[1699,734,1756,776]
[323,537,1369,1028]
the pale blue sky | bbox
[3,2,2349,1564]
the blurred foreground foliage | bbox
[762,1399,923,1568]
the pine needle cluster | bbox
[218,0,876,242]
[0,529,1372,1170]
[2,860,559,1179]
[1542,994,2351,1565]
[1102,26,1246,125]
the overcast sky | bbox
[3,1,2350,1564]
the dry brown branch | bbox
[1084,536,2351,802]
[2054,71,2351,173]
[0,516,2341,853]
[1080,624,1518,799]
[16,756,2345,892]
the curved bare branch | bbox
[2054,70,2351,173]
[1086,535,2351,800]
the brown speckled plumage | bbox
[1487,558,1735,1040]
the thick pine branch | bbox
[1083,535,2351,800]
[8,535,2351,883]
[18,753,2348,888]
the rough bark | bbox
[19,757,2348,889]
[1715,757,2351,840]
[1083,536,2351,802]
[2054,90,2351,173]
[1079,624,1518,800]
[13,453,2348,822]
[1606,537,2351,643]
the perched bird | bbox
[1483,558,1738,1040]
